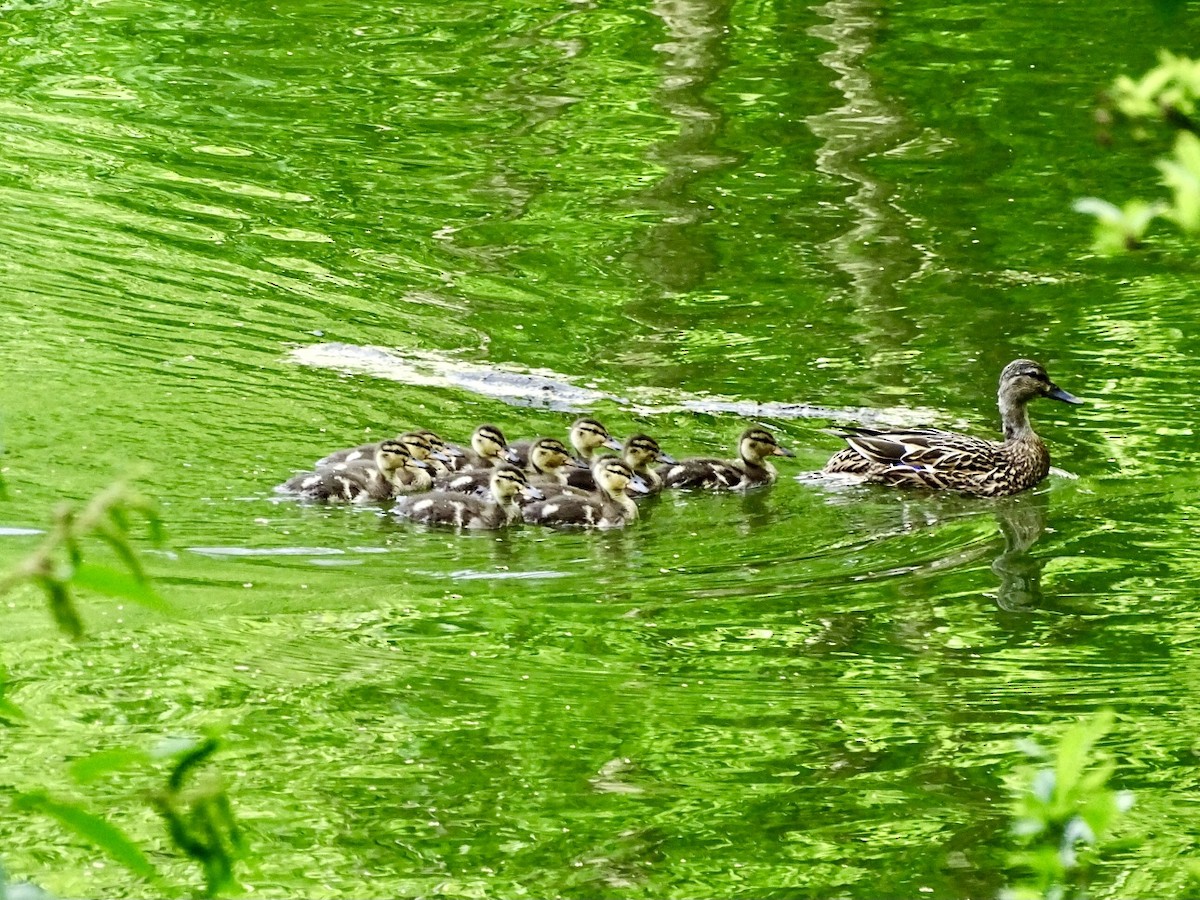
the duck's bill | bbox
[521,485,545,501]
[431,450,455,462]
[1047,385,1084,405]
[657,452,678,465]
[773,445,796,457]
[413,459,434,470]
[627,474,651,494]
[569,457,590,469]
[603,437,623,451]
[502,448,522,464]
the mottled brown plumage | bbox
[658,428,793,491]
[282,440,433,502]
[395,465,542,529]
[523,458,642,528]
[824,359,1082,497]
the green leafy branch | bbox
[1003,709,1133,900]
[13,735,244,898]
[0,477,168,640]
[1077,52,1200,252]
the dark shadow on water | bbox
[989,491,1049,613]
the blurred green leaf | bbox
[15,792,160,882]
[37,576,83,639]
[69,748,153,785]
[0,696,25,724]
[71,562,169,612]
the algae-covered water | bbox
[3,0,1200,897]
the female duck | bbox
[523,458,645,528]
[395,465,544,529]
[510,417,622,468]
[564,434,676,495]
[823,358,1082,497]
[659,427,793,491]
[434,437,578,497]
[282,440,433,502]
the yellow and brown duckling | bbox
[316,429,452,472]
[394,465,544,529]
[510,417,622,468]
[442,424,521,471]
[434,436,578,497]
[658,427,793,491]
[522,457,645,528]
[564,434,676,495]
[282,439,433,503]
[823,358,1082,497]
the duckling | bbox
[315,429,452,471]
[823,358,1082,497]
[282,440,433,502]
[564,434,677,495]
[658,427,793,491]
[522,457,645,528]
[434,437,578,497]
[510,417,622,468]
[394,465,544,529]
[442,424,521,471]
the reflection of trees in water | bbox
[990,492,1048,612]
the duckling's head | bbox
[570,418,622,458]
[375,439,415,475]
[414,429,457,463]
[398,431,434,460]
[998,359,1082,407]
[471,424,515,461]
[489,465,544,502]
[528,437,575,474]
[623,434,676,471]
[739,428,794,465]
[591,457,638,497]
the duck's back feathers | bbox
[657,458,749,490]
[395,492,515,529]
[282,461,393,503]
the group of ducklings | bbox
[279,419,795,530]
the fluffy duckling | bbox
[434,437,578,497]
[394,465,544,529]
[316,429,451,471]
[282,440,433,502]
[823,358,1082,497]
[443,424,521,471]
[510,417,622,468]
[564,434,676,495]
[522,457,645,528]
[658,427,793,491]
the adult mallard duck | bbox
[522,457,645,528]
[658,427,793,491]
[510,417,622,468]
[433,437,579,497]
[282,440,433,502]
[564,434,676,495]
[823,358,1082,497]
[394,465,544,529]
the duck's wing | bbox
[840,427,1000,471]
[315,441,377,467]
[657,458,746,490]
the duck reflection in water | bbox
[990,491,1049,612]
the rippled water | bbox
[3,0,1199,896]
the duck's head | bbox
[570,418,622,458]
[528,437,575,474]
[376,440,429,476]
[397,431,434,461]
[414,429,458,464]
[623,434,676,471]
[998,359,1082,407]
[739,428,794,465]
[592,457,641,497]
[490,464,544,502]
[471,424,520,463]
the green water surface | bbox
[2,0,1200,897]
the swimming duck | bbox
[658,427,793,491]
[394,465,544,529]
[823,358,1082,497]
[442,424,521,471]
[510,417,622,468]
[564,434,676,495]
[315,429,453,472]
[282,440,433,502]
[434,437,578,497]
[522,457,645,528]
